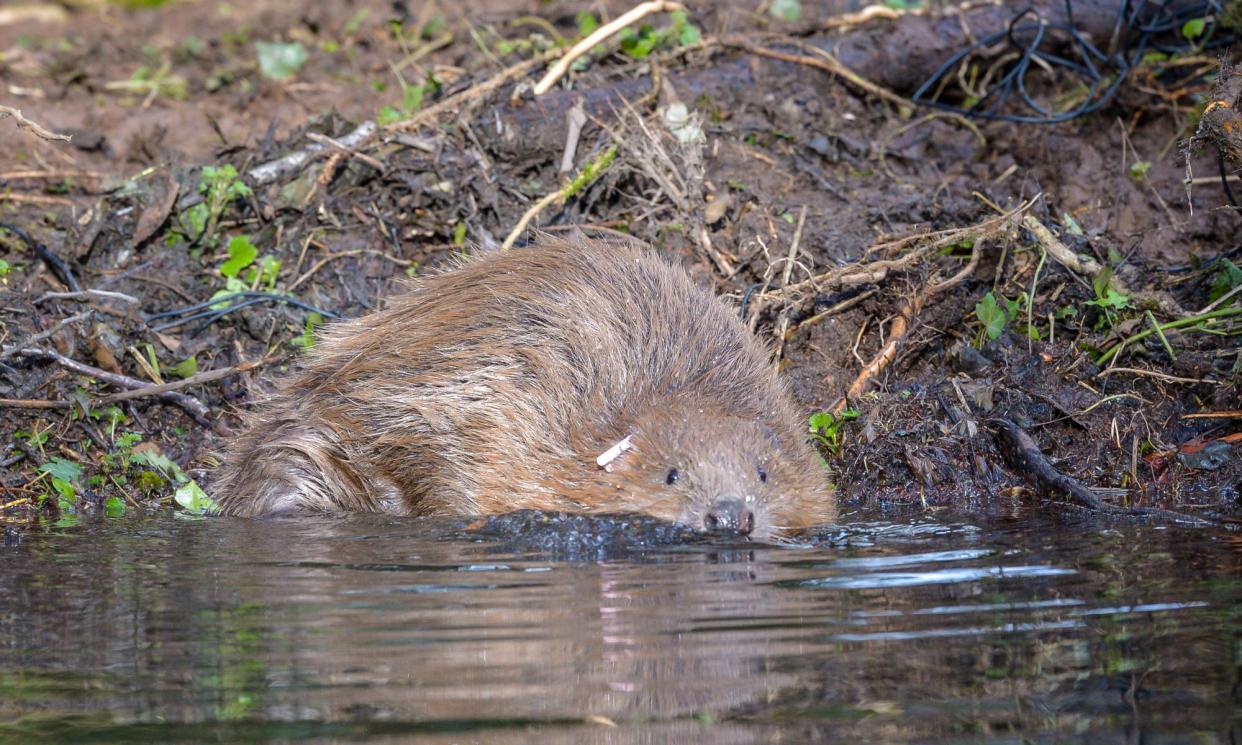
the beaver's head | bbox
[594,395,832,540]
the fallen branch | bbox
[35,289,140,305]
[0,398,71,410]
[96,357,268,405]
[992,417,1221,528]
[774,196,1035,301]
[0,105,71,142]
[248,120,377,187]
[12,347,212,424]
[0,311,92,362]
[822,200,1045,410]
[534,1,687,95]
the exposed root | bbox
[722,37,910,109]
[1023,215,1187,318]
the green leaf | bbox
[255,40,308,81]
[376,105,403,126]
[174,480,219,514]
[1181,17,1206,40]
[295,311,324,350]
[576,10,599,37]
[974,291,1007,340]
[51,477,76,502]
[1129,160,1151,182]
[180,202,209,237]
[39,457,82,484]
[808,411,833,433]
[769,0,802,22]
[1061,213,1084,236]
[208,287,237,311]
[674,12,701,45]
[104,496,126,517]
[258,254,281,290]
[1002,295,1022,323]
[452,221,467,246]
[1092,265,1113,300]
[169,355,198,379]
[1209,259,1242,303]
[220,235,258,278]
[131,450,188,483]
[0,259,10,277]
[1090,288,1131,310]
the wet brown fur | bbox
[211,236,835,538]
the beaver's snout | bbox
[704,498,755,535]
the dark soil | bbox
[1,1,1239,528]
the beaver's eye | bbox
[666,468,680,485]
[757,466,768,483]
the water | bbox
[1,512,1240,743]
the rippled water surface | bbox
[2,512,1240,743]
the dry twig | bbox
[0,105,71,142]
[11,348,212,423]
[533,1,687,95]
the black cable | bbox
[0,221,81,292]
[911,0,1235,125]
[146,291,343,332]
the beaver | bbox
[211,235,835,538]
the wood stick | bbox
[12,347,212,423]
[0,105,71,142]
[534,1,687,95]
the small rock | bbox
[1177,440,1235,471]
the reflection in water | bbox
[0,513,1240,743]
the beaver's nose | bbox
[704,498,754,535]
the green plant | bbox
[106,61,188,101]
[38,457,82,510]
[0,259,10,277]
[973,291,1024,345]
[1129,160,1152,182]
[15,422,51,456]
[809,409,859,456]
[1085,267,1131,329]
[168,355,199,379]
[292,311,325,350]
[377,70,441,127]
[576,10,600,37]
[176,165,253,246]
[618,10,700,58]
[1182,17,1208,39]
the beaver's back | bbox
[212,237,817,523]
